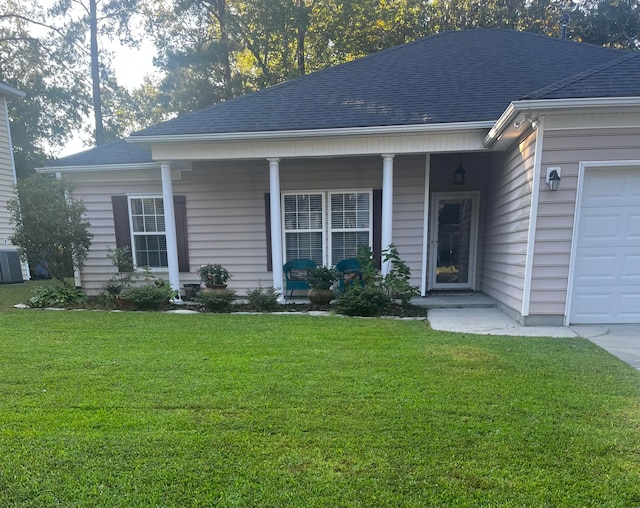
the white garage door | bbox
[570,166,640,324]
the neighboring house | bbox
[43,29,640,325]
[0,82,26,283]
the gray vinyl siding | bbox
[480,131,537,313]
[529,126,640,316]
[72,156,426,294]
[71,179,164,290]
[0,97,15,246]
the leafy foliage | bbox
[335,284,391,316]
[382,244,419,305]
[245,285,280,312]
[8,174,93,286]
[119,280,174,310]
[102,246,135,295]
[197,263,231,285]
[28,285,85,308]
[307,266,337,290]
[336,244,417,315]
[194,289,236,312]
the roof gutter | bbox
[127,120,496,145]
[483,97,640,148]
[38,162,161,174]
[0,83,26,100]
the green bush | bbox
[335,285,391,317]
[29,285,85,308]
[382,245,419,305]
[194,289,235,313]
[120,283,174,311]
[246,286,280,312]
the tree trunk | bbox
[89,0,104,146]
[296,0,307,76]
[216,0,233,100]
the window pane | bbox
[285,232,322,264]
[133,234,167,268]
[331,231,369,265]
[144,216,157,233]
[130,198,167,267]
[133,216,145,232]
[142,198,155,215]
[285,212,297,229]
[284,195,297,213]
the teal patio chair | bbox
[283,259,317,298]
[335,258,363,290]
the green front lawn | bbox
[0,308,639,507]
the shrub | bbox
[29,285,85,308]
[335,285,391,317]
[120,283,174,311]
[197,263,231,286]
[246,286,280,312]
[382,245,419,305]
[195,289,236,313]
[307,266,337,290]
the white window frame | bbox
[281,189,373,267]
[127,195,168,270]
[281,192,327,265]
[328,190,373,266]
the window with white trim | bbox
[282,191,372,266]
[330,192,371,265]
[128,196,168,268]
[284,193,324,265]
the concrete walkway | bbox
[428,307,640,370]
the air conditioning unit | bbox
[0,250,24,283]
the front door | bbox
[429,192,479,290]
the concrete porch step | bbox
[410,292,498,309]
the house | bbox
[43,29,640,325]
[0,82,27,283]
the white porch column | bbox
[268,158,285,300]
[420,154,431,296]
[381,154,395,275]
[160,162,182,301]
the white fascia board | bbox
[126,121,496,145]
[484,97,640,148]
[37,162,161,174]
[0,83,26,99]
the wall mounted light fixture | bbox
[454,156,465,185]
[546,167,561,191]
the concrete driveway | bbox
[428,308,640,370]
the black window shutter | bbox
[112,195,189,273]
[373,189,382,269]
[111,195,133,272]
[265,193,272,272]
[173,195,189,272]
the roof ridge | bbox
[524,52,640,99]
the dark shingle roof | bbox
[131,29,631,138]
[526,53,640,100]
[45,140,152,168]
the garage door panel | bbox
[624,255,640,278]
[620,294,640,317]
[570,166,640,324]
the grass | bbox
[0,289,639,506]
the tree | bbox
[8,174,93,286]
[47,0,143,146]
[0,0,90,178]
